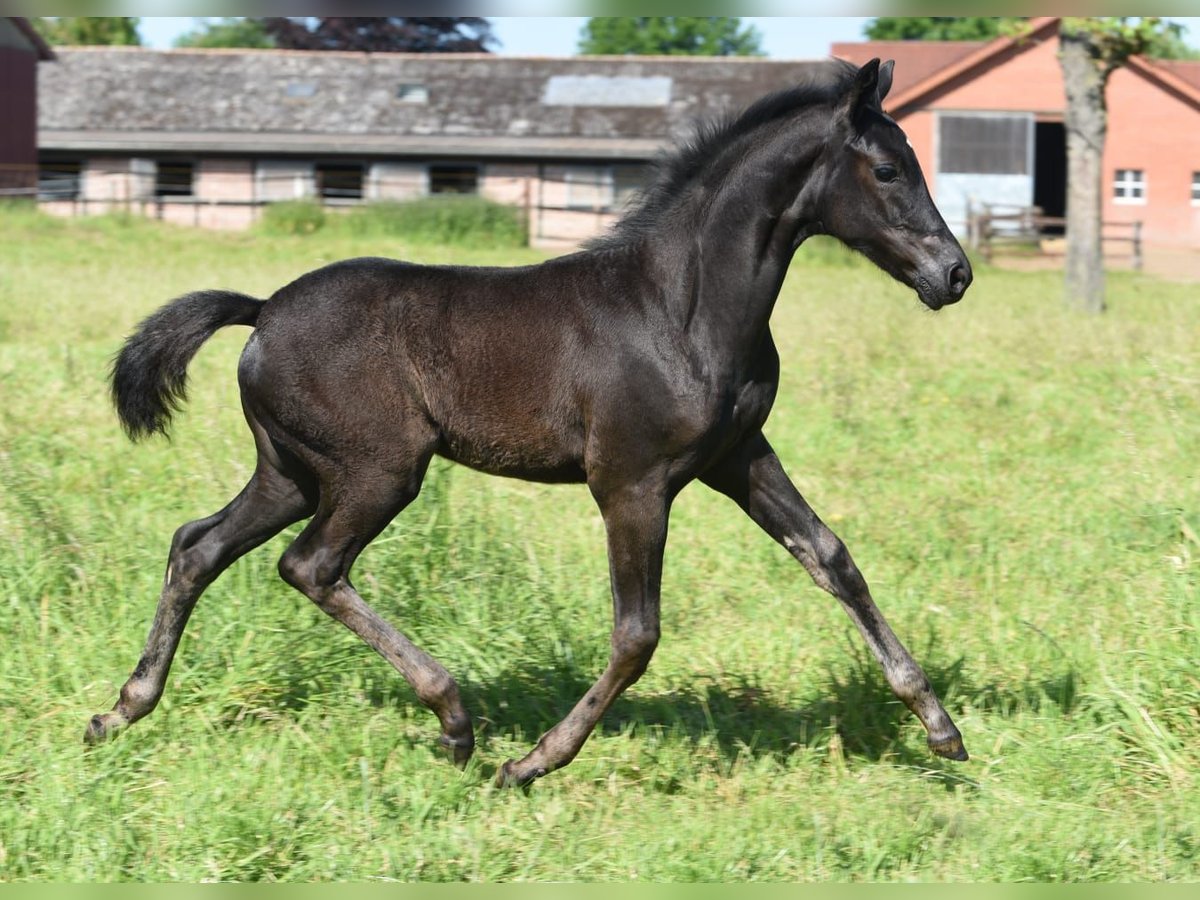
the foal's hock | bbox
[89,59,972,786]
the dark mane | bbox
[585,58,857,252]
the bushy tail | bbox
[110,290,264,441]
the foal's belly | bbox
[435,414,587,484]
[437,438,587,484]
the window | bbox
[428,164,478,195]
[612,165,648,210]
[564,165,647,212]
[938,114,1030,175]
[396,83,428,103]
[566,166,613,211]
[256,161,314,200]
[543,75,672,108]
[1113,168,1145,203]
[285,81,317,98]
[315,162,364,200]
[38,159,82,200]
[155,161,194,197]
[1192,171,1200,206]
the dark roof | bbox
[38,47,830,159]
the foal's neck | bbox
[651,114,828,369]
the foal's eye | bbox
[873,164,899,183]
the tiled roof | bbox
[38,47,834,157]
[1145,58,1200,93]
[830,40,982,98]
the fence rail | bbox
[968,204,1143,270]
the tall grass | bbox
[0,207,1197,880]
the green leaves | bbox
[864,17,1023,42]
[1060,17,1195,65]
[578,17,763,57]
[33,17,141,46]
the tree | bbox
[260,17,496,53]
[864,17,1023,42]
[174,18,274,50]
[865,15,1196,59]
[863,16,1193,313]
[33,17,141,46]
[1058,17,1181,313]
[578,17,763,56]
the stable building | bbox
[833,16,1200,249]
[0,17,54,196]
[36,47,825,244]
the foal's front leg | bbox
[497,479,668,787]
[702,432,967,760]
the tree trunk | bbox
[1059,27,1109,313]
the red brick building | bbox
[0,18,54,195]
[834,16,1200,249]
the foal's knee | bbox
[806,529,868,599]
[612,621,660,682]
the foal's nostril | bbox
[947,263,970,297]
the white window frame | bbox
[1113,168,1146,205]
[255,161,315,202]
[1191,171,1200,207]
[565,165,615,211]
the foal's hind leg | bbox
[85,463,315,743]
[276,466,475,765]
[702,431,967,761]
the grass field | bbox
[1,207,1197,881]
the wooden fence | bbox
[968,204,1142,270]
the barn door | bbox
[935,112,1034,236]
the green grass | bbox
[1,210,1198,881]
[258,197,529,247]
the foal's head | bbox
[820,59,972,310]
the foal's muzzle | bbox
[916,255,972,310]
[946,262,971,301]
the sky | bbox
[138,16,1200,58]
[136,17,880,58]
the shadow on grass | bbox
[250,636,1078,786]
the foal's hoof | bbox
[928,728,969,761]
[438,733,475,768]
[84,713,125,746]
[495,759,546,790]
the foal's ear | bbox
[877,59,895,103]
[837,58,881,132]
